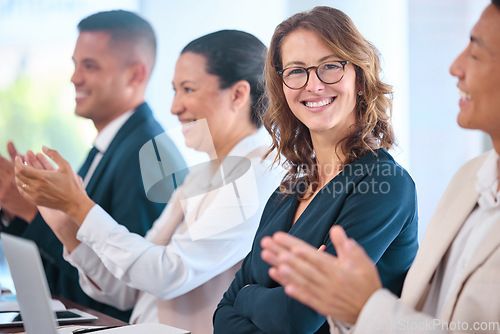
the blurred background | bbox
[0,0,490,253]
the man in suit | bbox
[260,1,500,333]
[0,10,185,321]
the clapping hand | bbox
[0,142,38,222]
[15,146,95,227]
[15,147,86,252]
[260,225,382,325]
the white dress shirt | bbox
[64,131,283,333]
[83,110,133,187]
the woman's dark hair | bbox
[181,30,268,127]
[493,0,500,9]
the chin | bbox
[74,108,88,119]
[306,121,337,133]
[184,136,209,153]
[184,137,200,150]
[456,111,475,130]
[456,118,480,131]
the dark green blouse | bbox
[214,149,419,334]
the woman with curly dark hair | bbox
[215,6,419,333]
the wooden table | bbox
[0,296,129,333]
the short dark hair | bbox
[181,30,268,127]
[493,0,500,9]
[78,10,156,71]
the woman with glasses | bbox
[214,6,418,333]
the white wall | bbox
[408,0,489,239]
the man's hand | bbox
[0,142,38,222]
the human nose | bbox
[306,67,325,92]
[71,66,82,85]
[170,93,183,116]
[305,68,325,92]
[450,45,468,79]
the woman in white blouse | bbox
[15,30,282,334]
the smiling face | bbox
[71,31,132,131]
[281,28,357,142]
[171,52,235,154]
[450,4,500,139]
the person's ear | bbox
[127,62,148,87]
[231,80,251,112]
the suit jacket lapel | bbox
[86,103,150,195]
[402,169,479,309]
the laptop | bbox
[0,233,97,332]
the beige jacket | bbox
[352,152,500,333]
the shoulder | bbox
[449,150,491,182]
[250,151,285,183]
[435,150,492,200]
[113,109,183,165]
[125,112,164,141]
[259,186,291,218]
[346,149,415,191]
[333,150,417,223]
[116,103,165,143]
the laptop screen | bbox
[1,233,60,333]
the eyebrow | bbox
[172,80,195,87]
[283,54,339,68]
[471,35,487,49]
[73,57,98,64]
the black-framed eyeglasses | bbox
[277,60,349,90]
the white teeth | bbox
[75,91,87,98]
[304,98,333,108]
[459,90,471,100]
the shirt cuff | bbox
[76,204,117,245]
[63,242,87,264]
[63,242,102,276]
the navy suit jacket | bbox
[6,102,186,321]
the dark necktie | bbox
[78,146,99,178]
